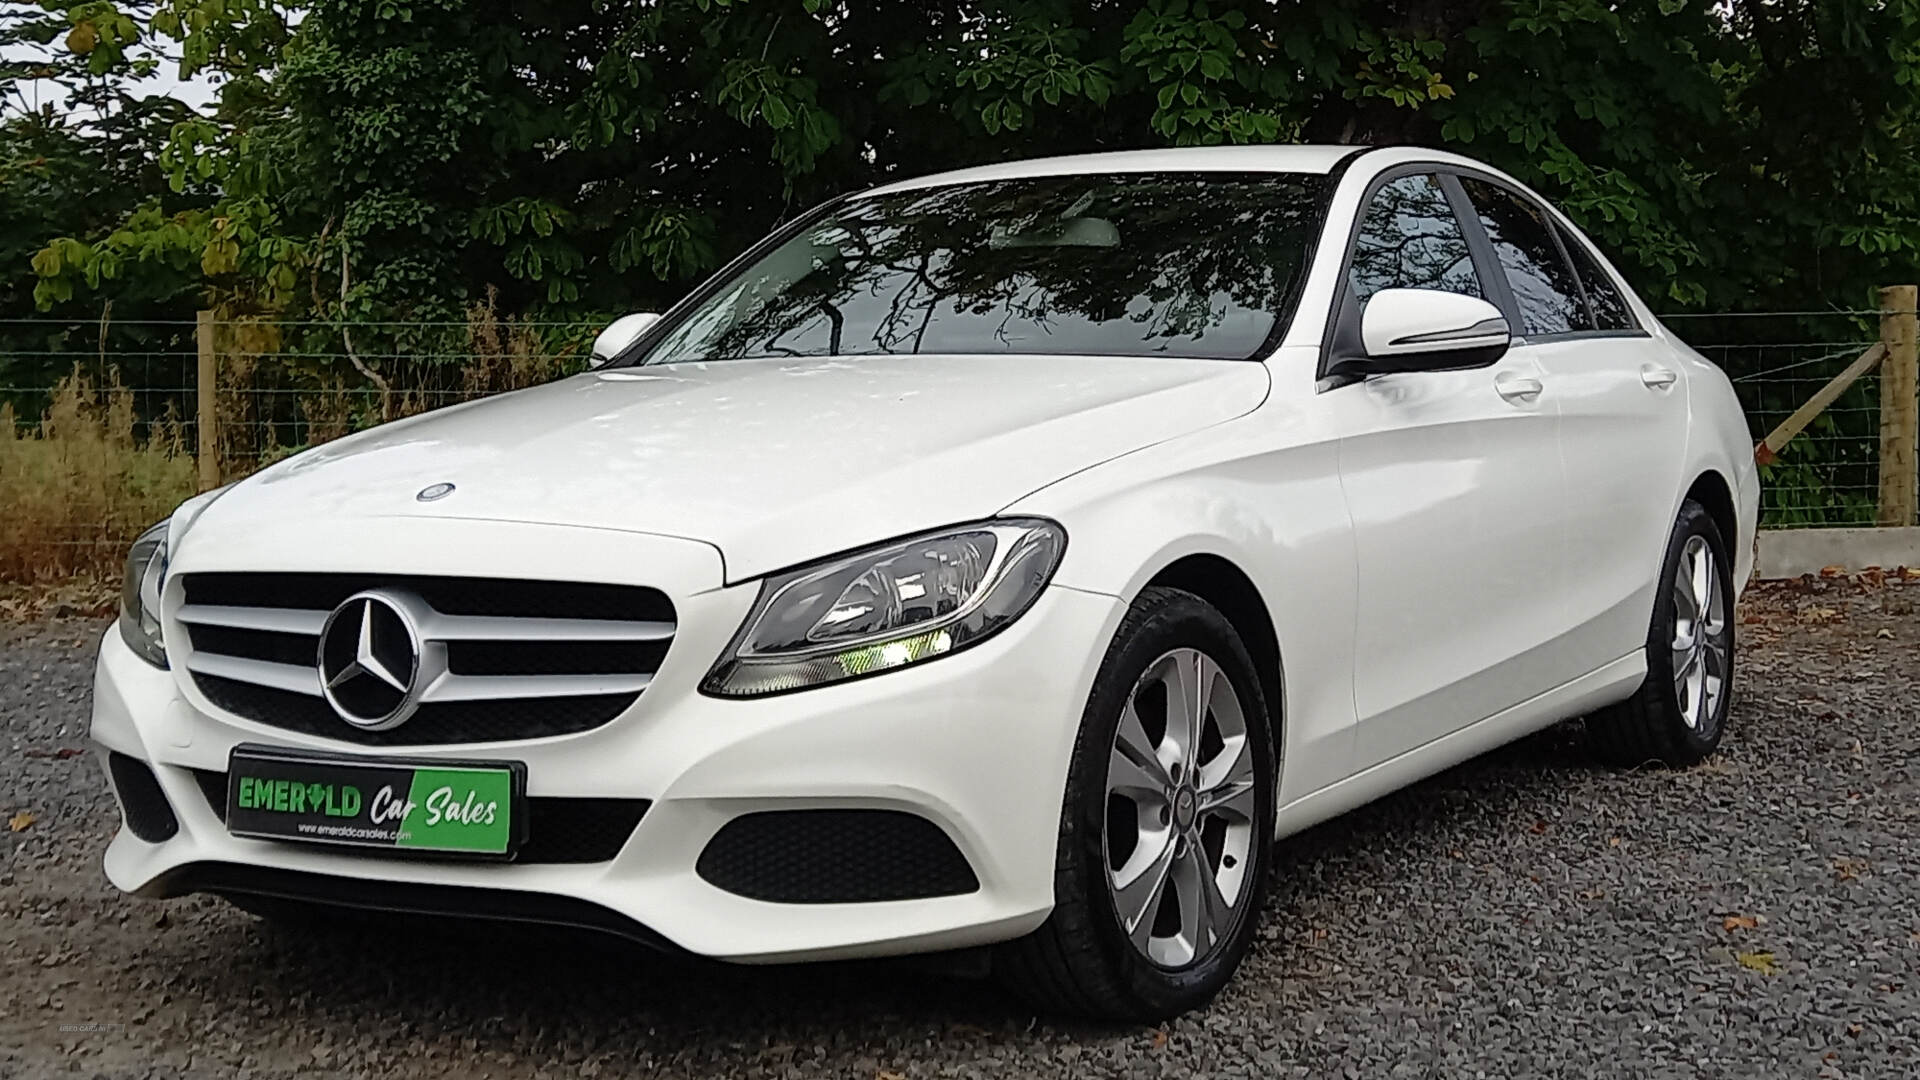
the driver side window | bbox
[1348,174,1483,305]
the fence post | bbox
[1876,286,1919,526]
[195,309,219,492]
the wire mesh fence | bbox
[0,312,600,581]
[1667,309,1892,529]
[0,306,1911,584]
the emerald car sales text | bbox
[235,778,499,825]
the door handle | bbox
[1641,364,1679,389]
[1494,373,1544,403]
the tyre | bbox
[1587,499,1735,767]
[996,586,1276,1021]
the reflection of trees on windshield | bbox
[644,174,1329,363]
[1347,174,1482,302]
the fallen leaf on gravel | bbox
[1820,565,1847,578]
[1736,951,1779,975]
[1608,836,1621,847]
[1529,820,1551,834]
[1150,1029,1169,1050]
[1876,628,1895,639]
[876,1071,906,1080]
[1799,606,1842,624]
[1834,857,1869,881]
[7,811,33,832]
[1723,915,1759,931]
[1848,1023,1864,1037]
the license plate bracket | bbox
[224,744,526,859]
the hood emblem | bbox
[416,482,456,502]
[317,591,426,730]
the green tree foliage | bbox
[10,0,1920,333]
[1,0,213,404]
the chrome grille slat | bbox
[186,653,325,697]
[175,573,674,745]
[421,672,654,702]
[417,614,675,642]
[177,604,330,636]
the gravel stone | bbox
[2,582,1917,1077]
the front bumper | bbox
[92,564,1123,963]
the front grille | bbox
[192,769,647,864]
[696,810,980,904]
[109,753,180,843]
[176,573,674,745]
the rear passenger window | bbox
[1557,224,1636,331]
[1459,178,1584,337]
[1347,173,1482,304]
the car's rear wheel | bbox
[996,586,1274,1020]
[1587,499,1735,766]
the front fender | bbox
[1002,400,1358,802]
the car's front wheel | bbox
[1587,499,1735,766]
[996,587,1275,1020]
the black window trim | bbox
[1315,162,1510,386]
[1550,218,1643,337]
[1317,161,1653,388]
[1449,168,1648,343]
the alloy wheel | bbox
[1670,534,1729,731]
[1102,647,1257,969]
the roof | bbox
[862,145,1370,198]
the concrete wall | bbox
[1756,526,1920,578]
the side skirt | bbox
[1272,652,1645,842]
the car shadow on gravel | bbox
[142,718,1621,1048]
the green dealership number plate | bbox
[225,745,525,857]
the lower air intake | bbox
[696,809,979,904]
[109,752,179,843]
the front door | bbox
[1317,171,1571,768]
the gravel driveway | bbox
[4,580,1917,1079]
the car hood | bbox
[191,355,1268,581]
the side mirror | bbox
[589,312,661,368]
[1344,289,1510,376]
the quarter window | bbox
[1347,174,1482,304]
[1557,224,1636,331]
[1459,178,1585,337]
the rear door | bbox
[1317,170,1571,769]
[1454,177,1690,673]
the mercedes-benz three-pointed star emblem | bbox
[316,591,424,730]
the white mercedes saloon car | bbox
[93,145,1757,1020]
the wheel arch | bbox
[1140,553,1285,778]
[1685,469,1737,552]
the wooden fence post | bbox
[195,310,219,492]
[1877,286,1918,525]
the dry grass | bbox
[0,368,196,587]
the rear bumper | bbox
[92,581,1125,963]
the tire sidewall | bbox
[1063,590,1276,1014]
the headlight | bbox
[119,521,169,668]
[702,519,1066,697]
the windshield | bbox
[635,172,1329,364]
